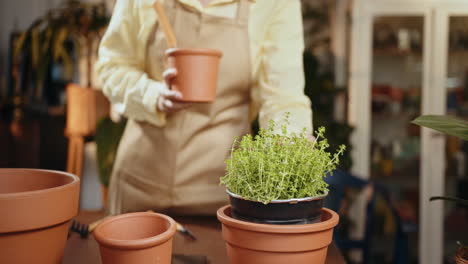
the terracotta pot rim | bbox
[217,205,339,233]
[0,169,80,233]
[226,189,328,204]
[0,169,79,199]
[165,47,223,57]
[94,212,177,250]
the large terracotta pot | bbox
[94,212,177,264]
[166,48,222,103]
[0,169,80,264]
[217,205,339,264]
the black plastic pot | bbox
[227,190,326,225]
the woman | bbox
[96,0,313,215]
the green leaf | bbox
[13,32,28,61]
[429,196,468,207]
[31,28,40,68]
[52,27,69,60]
[95,118,126,186]
[412,115,468,141]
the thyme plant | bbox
[221,118,345,204]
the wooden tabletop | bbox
[63,210,345,264]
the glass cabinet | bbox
[434,9,468,263]
[349,1,468,263]
[371,16,424,263]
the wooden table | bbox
[63,210,345,264]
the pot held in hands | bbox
[166,48,222,103]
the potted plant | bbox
[412,115,468,263]
[454,242,468,264]
[14,0,110,135]
[217,115,345,264]
[95,117,126,208]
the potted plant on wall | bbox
[14,0,110,135]
[217,115,345,264]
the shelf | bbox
[374,48,468,57]
[373,48,422,57]
[371,157,420,190]
[372,174,419,189]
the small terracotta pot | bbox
[94,212,177,264]
[0,169,80,264]
[217,205,339,264]
[166,48,222,103]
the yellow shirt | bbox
[96,0,312,134]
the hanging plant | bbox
[14,0,109,96]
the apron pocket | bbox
[118,169,172,213]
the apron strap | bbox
[236,0,250,25]
[165,0,178,8]
[165,0,249,25]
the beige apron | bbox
[108,0,251,215]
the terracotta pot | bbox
[101,184,108,209]
[166,48,222,103]
[217,205,339,264]
[455,244,468,264]
[227,190,326,225]
[0,169,80,264]
[66,84,110,136]
[94,212,177,264]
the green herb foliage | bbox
[221,116,345,204]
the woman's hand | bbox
[156,68,192,113]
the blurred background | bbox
[0,0,467,263]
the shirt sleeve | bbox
[255,0,313,135]
[96,0,167,126]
